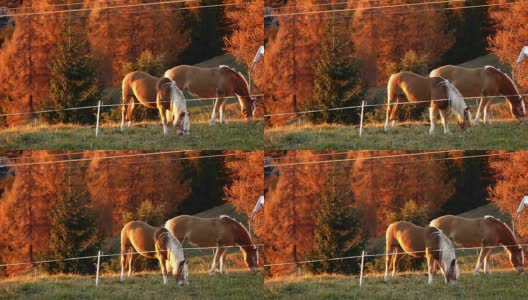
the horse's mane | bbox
[484,215,519,246]
[219,215,254,247]
[218,65,250,95]
[485,66,520,95]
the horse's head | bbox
[173,259,189,286]
[240,95,256,120]
[444,259,460,285]
[176,111,190,135]
[243,246,259,272]
[508,246,525,274]
[457,107,472,131]
[508,95,526,122]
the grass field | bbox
[0,270,263,300]
[0,119,263,150]
[264,120,528,150]
[265,271,528,299]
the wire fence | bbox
[264,93,527,118]
[264,242,528,267]
[0,243,265,268]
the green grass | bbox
[265,271,528,299]
[0,119,263,150]
[264,120,528,150]
[0,270,263,300]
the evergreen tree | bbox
[305,171,367,275]
[41,20,103,125]
[439,151,492,215]
[46,170,100,274]
[306,20,366,125]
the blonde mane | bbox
[485,66,521,96]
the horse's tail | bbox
[120,74,131,130]
[385,74,398,128]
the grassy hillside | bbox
[0,271,264,300]
[265,120,528,150]
[0,119,263,150]
[265,271,527,299]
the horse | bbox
[384,221,460,284]
[121,71,189,134]
[156,77,190,135]
[165,215,259,276]
[430,215,524,275]
[385,71,472,135]
[430,65,526,125]
[164,65,256,126]
[120,221,188,285]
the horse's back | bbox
[431,65,487,96]
[431,215,486,247]
[386,221,426,256]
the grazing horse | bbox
[430,215,524,275]
[430,65,526,125]
[164,65,256,126]
[120,221,188,285]
[384,221,460,284]
[156,77,190,135]
[165,215,259,275]
[121,71,189,134]
[385,71,472,135]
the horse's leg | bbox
[158,106,168,135]
[426,248,434,284]
[389,97,401,128]
[384,249,391,281]
[391,247,404,278]
[483,101,492,125]
[474,97,488,125]
[438,108,452,135]
[210,98,222,126]
[218,248,228,275]
[429,105,438,135]
[159,257,168,284]
[384,99,392,131]
[219,99,228,125]
[210,247,222,276]
[120,250,127,281]
[127,99,136,128]
[121,101,127,131]
[483,249,493,274]
[474,246,490,276]
[127,250,137,278]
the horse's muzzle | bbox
[515,266,524,274]
[250,267,259,273]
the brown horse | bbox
[430,65,526,125]
[385,71,472,135]
[164,65,256,125]
[165,215,259,275]
[156,77,189,135]
[121,71,189,134]
[384,221,460,284]
[120,221,188,285]
[430,215,524,275]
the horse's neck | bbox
[232,223,252,248]
[496,72,518,97]
[496,222,517,248]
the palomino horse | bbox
[385,71,472,134]
[165,215,259,275]
[156,77,189,135]
[164,65,256,125]
[121,71,189,134]
[384,221,460,284]
[430,65,526,125]
[430,215,524,275]
[120,221,188,285]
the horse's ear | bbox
[180,111,185,118]
[451,259,456,269]
[464,107,469,112]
